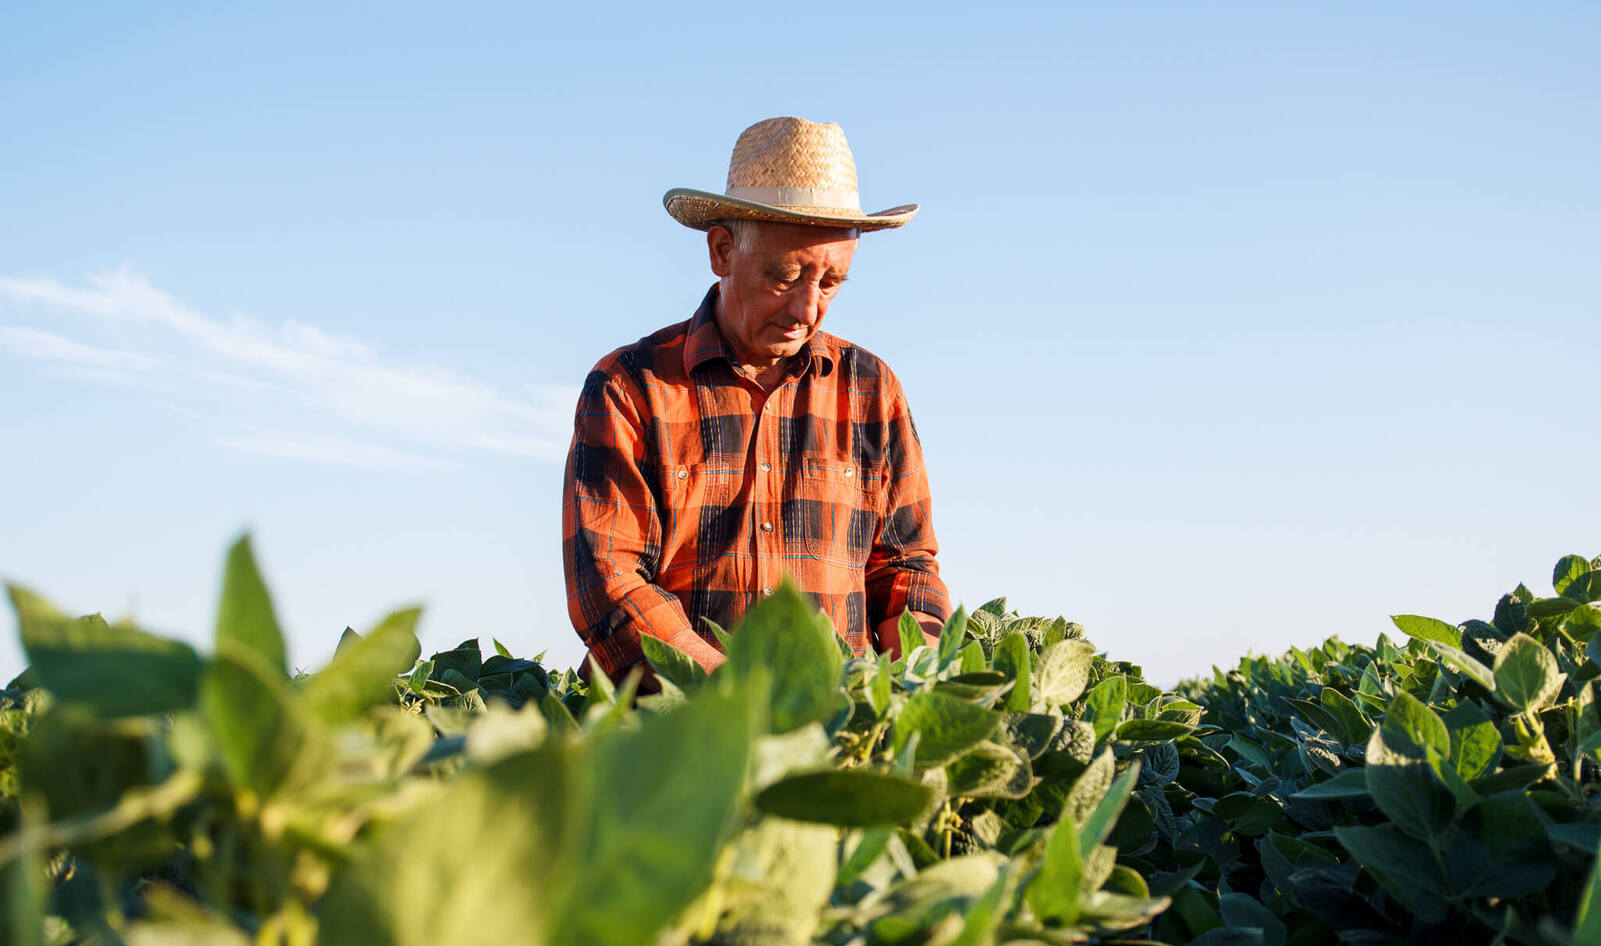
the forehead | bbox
[742,221,858,270]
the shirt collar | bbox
[683,283,834,378]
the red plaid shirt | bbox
[562,284,950,677]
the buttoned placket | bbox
[750,380,782,600]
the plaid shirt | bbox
[562,284,950,677]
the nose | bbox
[787,282,823,325]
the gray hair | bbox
[711,218,761,252]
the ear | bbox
[707,225,735,278]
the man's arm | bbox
[865,373,951,658]
[562,368,726,677]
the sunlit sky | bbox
[3,3,1597,685]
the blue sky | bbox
[2,2,1597,685]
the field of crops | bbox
[3,541,1600,946]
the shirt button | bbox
[761,521,773,532]
[760,462,771,473]
[844,467,854,478]
[676,469,687,479]
[761,586,774,597]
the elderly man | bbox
[562,116,950,681]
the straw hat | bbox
[664,117,918,232]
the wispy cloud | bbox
[0,265,576,470]
[0,325,154,375]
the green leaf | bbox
[203,643,326,800]
[1442,791,1555,899]
[836,828,893,888]
[1114,718,1195,742]
[1442,701,1502,781]
[1064,749,1115,826]
[937,607,968,666]
[1390,614,1462,649]
[897,611,925,661]
[867,652,892,719]
[1364,722,1452,842]
[1319,688,1372,746]
[1084,675,1126,742]
[993,632,1031,712]
[1033,639,1096,710]
[11,585,201,719]
[1026,807,1083,925]
[335,627,361,656]
[705,619,734,651]
[214,535,288,677]
[1492,633,1565,713]
[303,608,421,724]
[1334,824,1451,923]
[1426,640,1496,692]
[1290,768,1371,799]
[1001,711,1061,760]
[639,634,707,692]
[1556,555,1591,597]
[755,768,933,826]
[724,582,841,733]
[1219,893,1287,946]
[1382,690,1449,758]
[891,691,1001,769]
[947,741,1033,799]
[1283,697,1345,741]
[1078,760,1139,856]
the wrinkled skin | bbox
[707,220,858,390]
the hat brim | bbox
[663,188,918,232]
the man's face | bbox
[708,220,858,369]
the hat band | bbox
[726,185,860,210]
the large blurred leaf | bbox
[318,737,581,946]
[213,535,287,677]
[891,691,1000,769]
[10,586,199,719]
[755,768,933,826]
[1034,639,1095,710]
[1492,633,1564,713]
[725,583,840,733]
[559,679,757,946]
[1334,824,1450,923]
[201,644,325,801]
[703,817,836,946]
[303,608,421,724]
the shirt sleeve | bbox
[865,372,952,631]
[562,366,725,677]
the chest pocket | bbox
[791,460,882,562]
[660,462,734,568]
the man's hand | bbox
[873,612,945,661]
